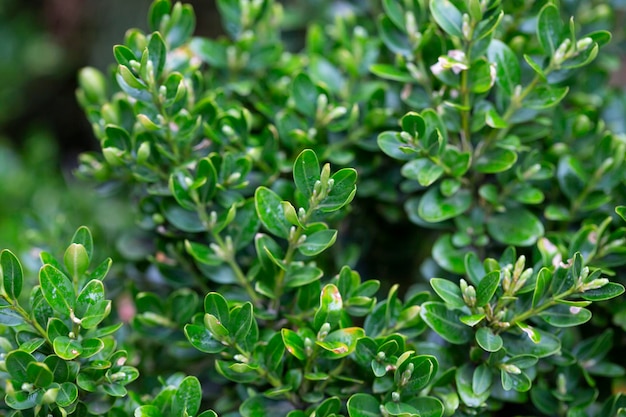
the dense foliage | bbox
[2,0,626,416]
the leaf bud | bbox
[42,387,59,404]
[462,283,476,307]
[573,114,592,136]
[64,243,90,279]
[317,322,331,340]
[136,142,151,164]
[500,363,521,374]
[502,268,511,292]
[21,383,34,393]
[376,351,386,361]
[554,38,571,64]
[391,391,401,402]
[576,37,593,51]
[583,278,609,291]
[514,268,533,293]
[78,67,107,105]
[298,207,306,220]
[102,147,125,167]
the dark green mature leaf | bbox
[148,32,166,81]
[378,131,414,160]
[487,39,520,96]
[40,264,75,316]
[524,85,569,109]
[431,0,463,38]
[475,148,517,173]
[432,234,472,274]
[502,328,560,358]
[0,306,24,326]
[185,324,225,353]
[54,337,83,360]
[476,271,500,307]
[285,264,324,288]
[293,149,320,200]
[6,350,36,384]
[57,382,79,407]
[298,229,337,257]
[532,268,552,308]
[537,4,563,54]
[71,226,94,261]
[5,391,42,410]
[76,280,109,329]
[241,396,295,417]
[581,282,625,301]
[476,327,503,352]
[255,186,291,239]
[539,305,592,327]
[378,15,412,55]
[419,187,472,222]
[318,168,358,212]
[370,64,414,82]
[456,364,491,407]
[293,73,319,117]
[430,278,465,308]
[172,376,202,417]
[487,208,544,246]
[1,250,23,300]
[421,302,472,344]
[402,159,445,187]
[204,292,230,328]
[27,362,53,388]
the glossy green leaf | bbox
[285,264,323,288]
[537,4,563,54]
[487,39,520,96]
[184,324,225,353]
[0,306,24,326]
[5,391,42,410]
[57,382,79,407]
[298,229,337,257]
[204,292,230,328]
[27,362,53,388]
[581,282,625,301]
[502,328,560,358]
[476,271,500,307]
[6,350,36,384]
[473,364,493,395]
[317,327,365,358]
[40,264,75,316]
[71,226,94,260]
[430,278,465,309]
[148,32,166,80]
[431,0,463,38]
[282,329,306,360]
[293,73,319,117]
[53,336,83,360]
[421,302,472,344]
[476,327,503,352]
[456,364,491,407]
[419,187,472,223]
[401,159,445,187]
[293,149,320,200]
[1,250,23,300]
[255,186,291,239]
[135,405,163,417]
[432,234,472,274]
[532,268,552,308]
[475,148,517,173]
[75,279,110,329]
[487,208,544,246]
[314,284,343,330]
[501,369,532,392]
[378,15,411,55]
[524,85,569,109]
[539,305,592,327]
[172,376,202,417]
[370,64,414,82]
[378,131,413,160]
[318,168,358,212]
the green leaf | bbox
[40,264,75,316]
[318,168,358,212]
[431,0,463,38]
[524,85,569,109]
[487,39,520,96]
[475,148,517,173]
[317,327,365,358]
[298,229,337,256]
[487,208,544,246]
[409,397,444,417]
[432,234,472,275]
[184,324,225,353]
[71,226,94,261]
[240,396,295,417]
[502,327,560,358]
[0,306,24,326]
[370,64,414,82]
[539,305,592,327]
[378,15,411,55]
[419,187,472,223]
[314,284,343,330]
[537,4,563,54]
[148,32,166,80]
[581,282,625,301]
[285,264,324,288]
[57,382,79,407]
[476,327,503,352]
[501,369,532,392]
[80,338,105,358]
[64,243,90,280]
[255,186,292,239]
[172,376,202,417]
[185,241,222,266]
[53,336,83,360]
[265,332,285,372]
[468,59,494,93]
[401,159,445,187]
[456,364,491,407]
[27,362,53,388]
[420,302,472,344]
[204,292,230,328]
[282,329,306,360]
[315,396,341,417]
[532,268,552,308]
[378,131,413,161]
[473,364,493,395]
[1,250,23,300]
[293,149,320,200]
[75,280,109,329]
[135,405,163,417]
[476,271,500,307]
[5,391,42,410]
[430,278,465,308]
[293,73,319,117]
[6,350,36,384]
